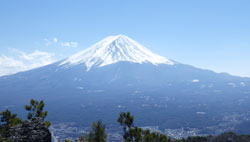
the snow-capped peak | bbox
[60,35,174,70]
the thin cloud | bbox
[0,49,56,76]
[53,37,58,43]
[45,37,78,48]
[61,41,78,48]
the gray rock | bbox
[10,119,51,142]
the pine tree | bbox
[24,99,51,127]
[88,121,107,142]
[0,109,22,138]
[118,112,134,142]
[117,112,170,142]
[129,127,143,142]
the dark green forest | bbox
[1,99,250,142]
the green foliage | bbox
[65,139,72,142]
[118,112,134,129]
[185,136,207,142]
[87,121,107,142]
[25,99,51,127]
[118,112,134,141]
[129,127,143,142]
[0,109,22,127]
[0,109,22,138]
[25,99,47,120]
[117,112,170,142]
[142,130,169,142]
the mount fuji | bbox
[1,35,250,137]
[60,35,174,70]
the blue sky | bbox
[0,0,249,77]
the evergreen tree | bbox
[129,127,143,142]
[118,112,134,141]
[24,99,51,127]
[117,112,170,142]
[0,109,22,138]
[87,121,107,142]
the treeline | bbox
[67,112,171,142]
[1,99,250,142]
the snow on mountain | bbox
[60,35,174,70]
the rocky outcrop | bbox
[10,119,51,142]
